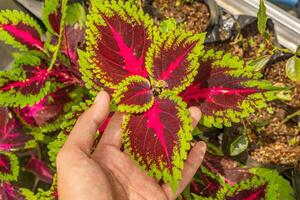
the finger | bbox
[162,141,206,199]
[94,112,124,151]
[63,91,110,154]
[188,106,201,128]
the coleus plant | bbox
[0,1,85,107]
[78,0,281,190]
[0,0,291,199]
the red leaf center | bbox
[2,24,43,50]
[104,17,148,77]
[145,101,170,164]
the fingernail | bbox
[189,106,202,121]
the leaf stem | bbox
[273,46,294,54]
[279,110,300,126]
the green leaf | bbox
[296,45,300,57]
[159,18,176,34]
[0,54,55,107]
[276,90,292,101]
[285,56,300,82]
[0,151,19,181]
[257,0,267,36]
[0,10,43,51]
[288,137,298,146]
[248,55,271,72]
[250,168,295,200]
[230,134,249,156]
[65,3,86,28]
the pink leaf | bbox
[14,87,73,127]
[26,156,53,183]
[181,62,261,110]
[0,107,33,151]
[1,66,49,96]
[182,67,260,109]
[0,182,26,200]
[1,23,43,50]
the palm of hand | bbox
[57,92,206,200]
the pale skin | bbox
[57,91,206,200]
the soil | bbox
[152,0,300,167]
[206,22,276,60]
[248,60,300,166]
[152,0,210,33]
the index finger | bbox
[62,91,110,154]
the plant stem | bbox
[273,46,294,54]
[279,110,300,126]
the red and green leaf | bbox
[191,170,271,200]
[190,172,221,198]
[61,1,86,64]
[0,151,19,181]
[203,153,252,186]
[216,177,271,200]
[43,0,68,35]
[224,184,267,200]
[0,107,35,151]
[146,30,205,94]
[113,76,154,113]
[61,25,85,64]
[0,182,35,200]
[51,63,83,86]
[83,0,156,89]
[0,54,54,108]
[250,168,295,200]
[122,93,192,190]
[180,50,281,128]
[13,86,82,133]
[78,50,105,96]
[43,0,68,69]
[26,156,53,184]
[0,10,44,51]
[14,92,64,127]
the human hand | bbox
[57,91,206,200]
